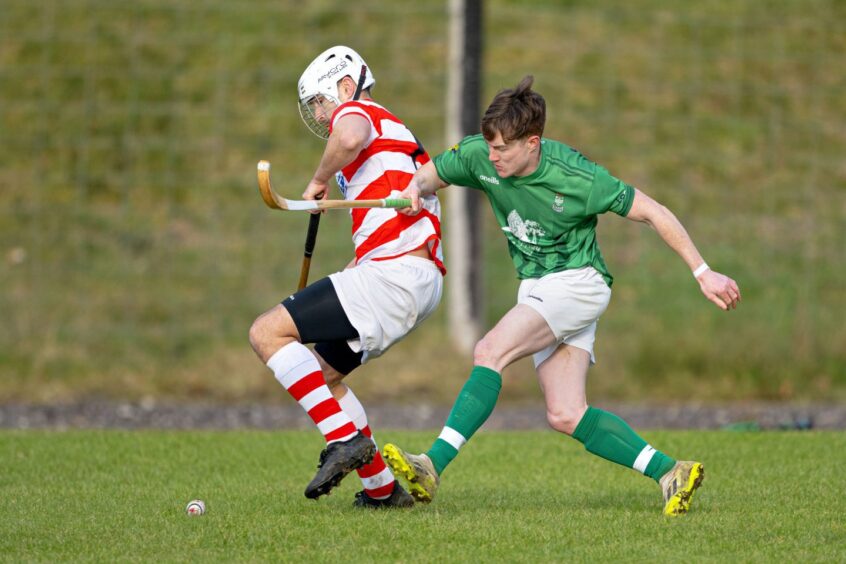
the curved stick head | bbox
[257,160,285,209]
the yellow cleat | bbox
[382,443,440,503]
[660,461,705,516]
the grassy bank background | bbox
[1,0,843,404]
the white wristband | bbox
[692,262,710,278]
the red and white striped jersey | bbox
[329,100,445,275]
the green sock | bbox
[572,406,676,482]
[426,366,502,475]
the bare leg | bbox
[473,304,557,371]
[397,304,558,484]
[535,343,591,436]
[313,351,349,401]
[248,304,301,363]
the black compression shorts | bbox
[281,277,363,375]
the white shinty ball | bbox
[185,499,206,516]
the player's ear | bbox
[526,135,541,153]
[338,76,356,99]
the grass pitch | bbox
[2,429,844,562]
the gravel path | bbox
[1,402,844,430]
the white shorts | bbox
[517,266,612,367]
[329,255,443,363]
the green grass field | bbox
[2,430,843,561]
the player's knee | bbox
[248,316,269,355]
[248,315,291,357]
[546,407,583,436]
[249,306,300,357]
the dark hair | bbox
[481,75,546,143]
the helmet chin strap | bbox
[352,64,367,101]
[336,68,368,104]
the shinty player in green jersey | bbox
[383,76,741,516]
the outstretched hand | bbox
[697,269,741,310]
[397,182,422,216]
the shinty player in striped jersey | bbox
[249,46,445,508]
[383,76,741,516]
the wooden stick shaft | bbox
[297,256,312,291]
[297,212,321,290]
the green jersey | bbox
[433,134,635,286]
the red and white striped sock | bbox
[267,342,358,444]
[338,388,396,500]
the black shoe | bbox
[353,481,415,509]
[304,432,376,499]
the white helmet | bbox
[297,46,375,138]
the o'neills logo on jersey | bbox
[318,60,348,83]
[553,194,564,213]
[479,174,500,185]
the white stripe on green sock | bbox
[633,445,657,473]
[573,406,676,483]
[438,427,467,449]
[427,366,501,474]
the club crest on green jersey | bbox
[553,194,564,213]
[503,210,545,246]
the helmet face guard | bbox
[298,95,337,139]
[297,46,375,139]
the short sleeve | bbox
[587,164,635,216]
[432,138,485,190]
[329,103,377,146]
